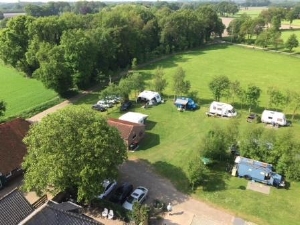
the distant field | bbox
[0,65,58,120]
[231,6,267,18]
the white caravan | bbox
[119,112,148,124]
[137,90,161,104]
[261,110,287,126]
[208,101,237,117]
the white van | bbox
[208,101,237,117]
[261,110,287,126]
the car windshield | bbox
[126,195,137,204]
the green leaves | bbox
[22,106,127,202]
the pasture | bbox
[0,65,59,120]
[77,44,300,225]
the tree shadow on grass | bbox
[202,163,230,192]
[152,161,192,194]
[138,132,160,151]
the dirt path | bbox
[119,159,252,225]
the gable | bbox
[0,118,31,175]
[108,118,145,140]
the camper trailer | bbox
[232,156,285,188]
[137,90,161,105]
[261,110,287,126]
[207,101,237,117]
[119,112,148,124]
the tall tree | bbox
[287,91,300,120]
[208,75,230,101]
[199,125,228,161]
[172,66,190,98]
[267,86,285,110]
[22,106,127,203]
[245,84,261,113]
[187,156,209,190]
[152,66,168,94]
[285,34,299,52]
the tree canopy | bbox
[209,75,230,101]
[22,106,127,203]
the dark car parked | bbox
[109,182,133,204]
[92,104,106,112]
[120,101,132,111]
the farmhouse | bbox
[119,112,148,124]
[108,118,145,150]
[0,118,31,188]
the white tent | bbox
[137,90,161,104]
[119,112,148,124]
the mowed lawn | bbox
[0,65,58,119]
[78,44,300,225]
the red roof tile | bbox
[107,118,145,140]
[0,118,31,175]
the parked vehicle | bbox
[174,97,198,111]
[91,104,106,112]
[120,101,132,111]
[122,186,148,211]
[109,182,133,204]
[232,156,285,188]
[247,114,259,123]
[207,101,237,117]
[261,110,287,126]
[137,90,161,105]
[98,180,117,199]
[105,95,121,104]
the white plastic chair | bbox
[108,209,114,220]
[102,208,108,218]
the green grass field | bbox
[0,65,58,120]
[230,7,267,18]
[77,44,300,225]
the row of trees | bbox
[228,6,300,51]
[196,120,300,181]
[22,1,240,18]
[208,75,300,118]
[0,4,224,96]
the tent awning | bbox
[175,99,188,105]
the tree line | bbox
[228,6,300,51]
[0,4,225,96]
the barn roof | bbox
[0,118,31,175]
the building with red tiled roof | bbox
[0,118,31,188]
[107,118,145,150]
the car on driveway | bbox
[120,101,132,111]
[98,180,117,199]
[92,104,106,112]
[122,186,148,210]
[109,182,133,204]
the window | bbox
[268,116,273,119]
[132,133,137,140]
